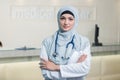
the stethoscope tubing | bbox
[54,31,75,57]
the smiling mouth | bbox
[63,26,69,29]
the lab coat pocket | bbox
[68,51,83,64]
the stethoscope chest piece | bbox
[61,56,70,60]
[52,53,58,58]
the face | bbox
[59,14,75,32]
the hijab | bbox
[48,6,81,65]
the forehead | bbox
[60,10,74,17]
[60,14,74,18]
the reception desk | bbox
[0,45,120,63]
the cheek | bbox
[71,21,75,26]
[59,21,64,26]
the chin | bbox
[63,29,69,32]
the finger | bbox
[77,54,87,63]
[39,61,46,69]
[81,54,87,60]
[39,62,43,65]
[40,65,47,69]
[39,62,46,68]
[40,65,46,69]
[39,61,46,66]
[40,58,46,62]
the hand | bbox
[39,59,60,71]
[77,54,87,63]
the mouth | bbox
[63,26,69,29]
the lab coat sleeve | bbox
[60,41,91,78]
[40,44,48,61]
[39,42,49,78]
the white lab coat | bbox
[40,40,91,80]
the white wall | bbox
[0,0,120,49]
[116,0,120,44]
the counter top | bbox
[0,45,120,58]
[0,49,40,58]
[91,45,120,52]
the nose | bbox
[64,19,69,25]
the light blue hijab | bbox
[48,6,81,65]
[57,6,79,32]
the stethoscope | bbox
[52,31,75,60]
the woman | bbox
[40,6,91,80]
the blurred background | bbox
[0,0,120,49]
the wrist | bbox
[55,65,60,71]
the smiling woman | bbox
[39,6,91,80]
[59,11,75,32]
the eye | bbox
[68,17,74,21]
[60,17,65,20]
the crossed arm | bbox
[39,54,87,71]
